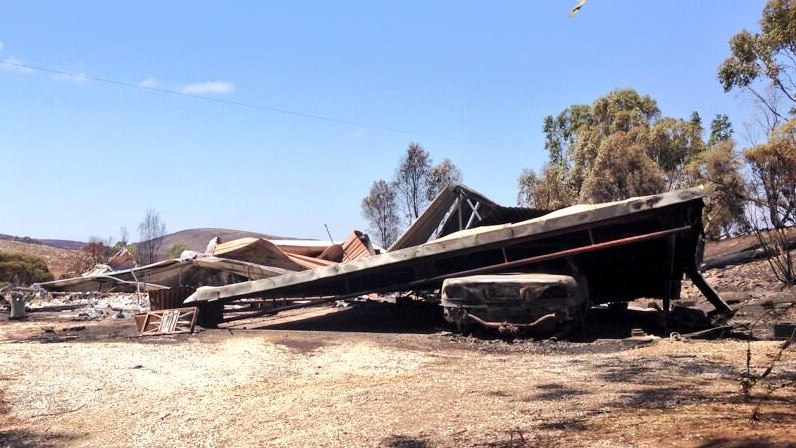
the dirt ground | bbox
[1,293,795,448]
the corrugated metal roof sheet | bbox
[342,230,375,262]
[186,186,706,304]
[389,183,549,251]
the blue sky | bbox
[0,0,769,242]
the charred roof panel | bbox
[389,183,549,251]
[186,187,707,306]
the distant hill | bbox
[0,234,84,251]
[138,228,301,256]
[0,228,312,279]
[39,239,85,250]
[0,239,78,279]
[0,228,300,255]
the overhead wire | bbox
[0,59,512,150]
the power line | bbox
[0,59,512,149]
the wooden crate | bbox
[140,307,199,336]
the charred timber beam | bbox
[664,234,677,313]
[685,269,734,320]
[220,295,351,324]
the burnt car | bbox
[440,273,587,336]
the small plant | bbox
[740,303,796,420]
[0,251,55,286]
[165,243,188,259]
[754,227,795,286]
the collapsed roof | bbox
[388,183,549,250]
[35,183,730,319]
[35,231,375,293]
[184,184,729,316]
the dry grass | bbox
[2,235,796,447]
[1,314,794,448]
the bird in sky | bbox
[569,0,587,17]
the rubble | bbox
[184,184,732,334]
[7,183,737,337]
[34,231,376,294]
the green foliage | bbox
[688,139,750,239]
[110,240,127,253]
[744,120,796,228]
[580,128,666,202]
[0,251,55,286]
[15,236,41,245]
[708,114,734,147]
[517,164,574,209]
[523,89,705,206]
[589,89,660,135]
[542,104,590,168]
[647,116,705,190]
[718,0,796,117]
[165,243,188,259]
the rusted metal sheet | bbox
[107,246,136,270]
[212,238,308,271]
[342,231,376,262]
[286,253,335,269]
[213,231,376,268]
[272,239,341,257]
[148,286,196,310]
[80,247,138,277]
[318,245,345,262]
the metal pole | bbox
[324,224,334,245]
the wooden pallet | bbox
[140,307,199,336]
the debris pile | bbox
[0,286,150,321]
[35,230,377,294]
[5,184,738,337]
